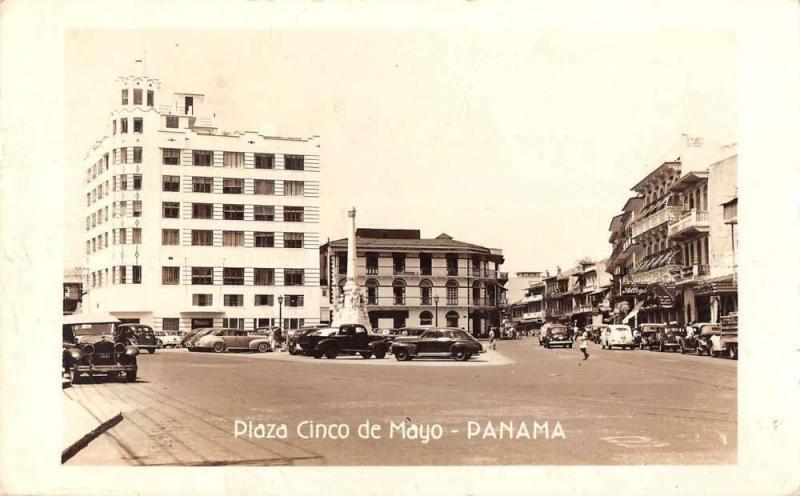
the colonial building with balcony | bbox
[320,229,506,335]
[605,137,737,326]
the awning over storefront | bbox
[694,275,737,296]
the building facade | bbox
[320,229,506,335]
[605,137,737,326]
[80,74,321,332]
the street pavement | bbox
[63,337,736,466]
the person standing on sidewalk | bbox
[579,329,589,360]
[489,327,496,350]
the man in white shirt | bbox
[579,330,589,360]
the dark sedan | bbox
[117,324,159,354]
[391,328,483,362]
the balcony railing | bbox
[668,209,710,239]
[675,263,709,283]
[631,206,682,238]
[366,267,378,275]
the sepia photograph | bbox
[1,1,799,495]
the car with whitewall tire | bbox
[193,328,273,353]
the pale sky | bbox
[64,27,737,273]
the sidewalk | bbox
[62,389,125,464]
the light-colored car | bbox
[600,324,636,350]
[154,330,183,348]
[193,328,273,353]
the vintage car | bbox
[185,328,216,350]
[297,324,390,359]
[687,323,722,356]
[286,325,328,355]
[652,324,683,352]
[62,314,139,383]
[501,327,518,340]
[584,324,605,344]
[117,323,159,354]
[391,328,483,361]
[540,324,573,348]
[639,323,665,350]
[600,324,636,350]
[154,330,182,348]
[192,328,273,353]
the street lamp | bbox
[277,295,284,350]
[434,295,439,327]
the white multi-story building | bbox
[80,74,321,332]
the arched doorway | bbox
[392,279,406,305]
[365,279,378,305]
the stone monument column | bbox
[331,207,371,329]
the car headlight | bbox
[70,349,85,360]
[82,344,95,355]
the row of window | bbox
[163,175,304,195]
[112,117,144,135]
[86,155,110,184]
[167,229,305,248]
[160,202,304,222]
[86,205,112,230]
[89,266,142,288]
[89,266,306,287]
[121,88,154,106]
[187,294,305,307]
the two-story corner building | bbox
[319,229,507,335]
[80,74,321,332]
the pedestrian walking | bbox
[489,328,496,350]
[579,330,589,360]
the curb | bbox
[62,378,71,389]
[61,412,123,464]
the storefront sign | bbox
[621,284,648,296]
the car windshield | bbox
[72,323,115,336]
[311,329,337,336]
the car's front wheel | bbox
[147,348,156,354]
[125,370,137,382]
[257,343,269,353]
[213,342,225,353]
[394,349,410,361]
[360,352,372,359]
[324,347,338,359]
[374,350,386,359]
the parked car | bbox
[391,328,483,361]
[117,324,159,354]
[185,328,216,350]
[62,314,139,383]
[540,324,573,348]
[719,313,738,360]
[154,330,182,348]
[192,328,273,353]
[690,323,723,356]
[652,324,683,352]
[639,323,665,350]
[585,324,604,344]
[286,325,328,355]
[297,324,390,359]
[600,324,636,350]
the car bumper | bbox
[74,364,137,374]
